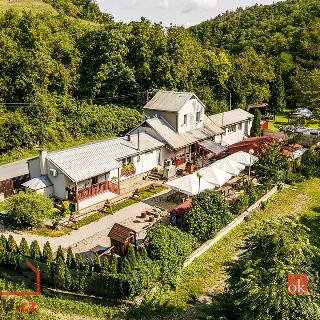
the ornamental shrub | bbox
[66,247,76,269]
[147,224,196,286]
[30,240,41,261]
[7,235,18,252]
[93,254,102,273]
[184,190,233,242]
[42,241,53,264]
[5,192,55,229]
[19,238,29,257]
[55,245,65,262]
[232,193,250,215]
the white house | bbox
[209,109,254,146]
[23,91,254,211]
[27,133,164,210]
[130,91,225,167]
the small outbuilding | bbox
[108,223,137,256]
[22,176,54,197]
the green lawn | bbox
[268,111,320,131]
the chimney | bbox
[127,134,131,142]
[39,149,48,176]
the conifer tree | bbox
[120,257,132,274]
[102,258,109,275]
[269,66,286,118]
[64,265,73,291]
[43,241,53,264]
[0,237,6,265]
[126,244,136,269]
[140,246,148,260]
[250,109,262,137]
[55,258,66,289]
[19,238,29,257]
[108,255,118,274]
[75,254,84,271]
[0,235,7,249]
[55,245,65,262]
[93,254,101,273]
[66,247,76,269]
[30,240,41,261]
[7,235,17,252]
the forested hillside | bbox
[190,0,320,111]
[0,0,319,163]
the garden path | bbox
[0,189,175,253]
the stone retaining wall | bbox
[183,186,278,268]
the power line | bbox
[1,91,149,108]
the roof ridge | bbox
[48,136,126,156]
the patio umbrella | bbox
[228,151,258,166]
[212,158,245,176]
[165,174,215,196]
[199,166,232,187]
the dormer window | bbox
[196,111,201,122]
[183,114,188,126]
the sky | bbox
[97,0,282,27]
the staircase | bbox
[147,171,163,181]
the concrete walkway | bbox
[0,189,174,253]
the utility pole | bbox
[229,92,232,111]
[146,90,149,103]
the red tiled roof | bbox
[227,136,273,154]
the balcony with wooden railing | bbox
[68,180,120,202]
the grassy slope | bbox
[0,0,57,13]
[131,178,320,319]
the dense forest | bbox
[0,0,319,163]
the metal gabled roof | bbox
[144,90,205,112]
[145,115,223,150]
[0,158,30,181]
[46,133,164,182]
[209,109,254,128]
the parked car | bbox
[291,108,313,119]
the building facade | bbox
[22,91,254,211]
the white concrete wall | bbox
[177,98,204,134]
[46,160,68,200]
[28,157,41,179]
[120,149,160,181]
[214,120,253,146]
[144,110,177,131]
[35,186,54,197]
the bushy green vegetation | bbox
[255,141,290,185]
[147,224,197,287]
[219,217,320,319]
[1,0,319,163]
[298,144,320,178]
[4,192,56,228]
[190,0,320,110]
[0,237,158,299]
[184,190,233,242]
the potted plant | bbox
[121,163,136,177]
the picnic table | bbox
[167,192,188,204]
